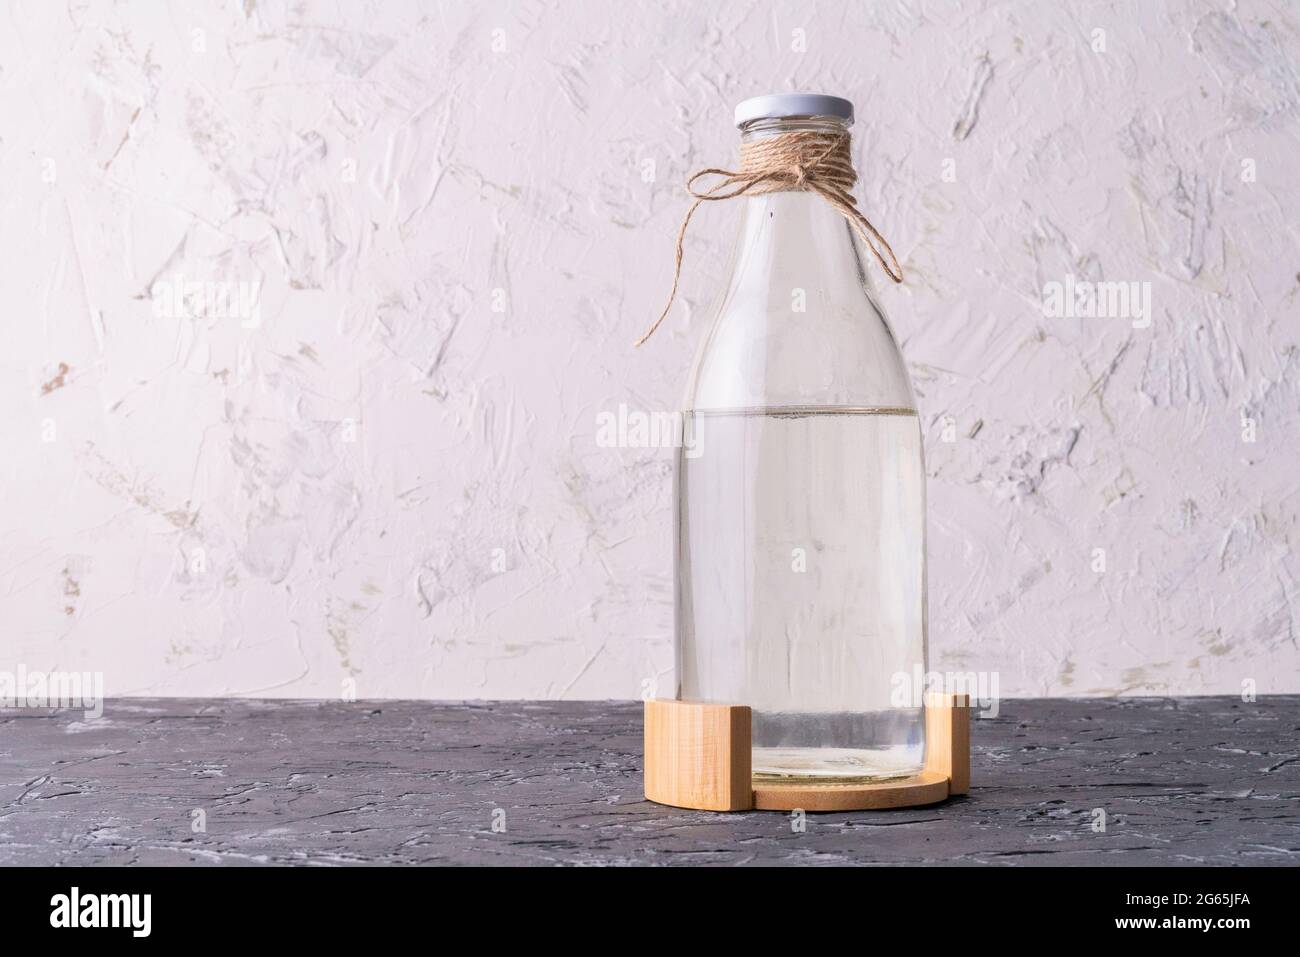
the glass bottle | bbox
[674,94,927,782]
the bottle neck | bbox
[727,115,869,301]
[686,116,915,412]
[738,115,853,143]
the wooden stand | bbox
[644,693,970,812]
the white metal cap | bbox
[733,93,854,129]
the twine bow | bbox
[636,130,903,347]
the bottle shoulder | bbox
[686,290,918,412]
[682,192,917,412]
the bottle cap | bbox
[733,93,854,129]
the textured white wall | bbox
[0,1,1296,699]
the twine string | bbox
[636,130,903,347]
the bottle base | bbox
[752,746,923,783]
[750,708,925,783]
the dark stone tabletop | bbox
[1,696,1296,866]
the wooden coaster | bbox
[644,693,970,812]
[753,769,949,811]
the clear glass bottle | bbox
[674,95,927,782]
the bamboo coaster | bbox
[644,693,971,812]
